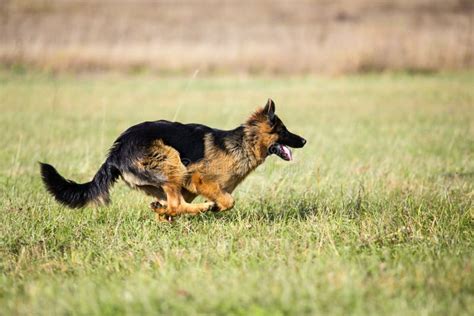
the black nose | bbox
[301,138,307,146]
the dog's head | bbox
[246,99,306,161]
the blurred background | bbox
[1,0,473,75]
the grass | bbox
[0,69,473,315]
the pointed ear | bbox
[263,98,276,122]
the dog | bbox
[40,99,306,221]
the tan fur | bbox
[141,139,188,184]
[136,140,213,218]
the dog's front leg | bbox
[210,192,234,212]
[192,178,234,212]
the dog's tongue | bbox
[280,144,293,161]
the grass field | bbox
[0,70,473,315]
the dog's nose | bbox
[301,138,307,146]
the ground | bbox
[0,70,473,315]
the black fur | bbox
[107,120,243,166]
[271,115,306,148]
[109,120,207,164]
[40,161,119,208]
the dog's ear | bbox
[263,98,276,122]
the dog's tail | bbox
[39,161,120,208]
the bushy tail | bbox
[39,162,120,208]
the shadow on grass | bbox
[194,197,322,224]
[440,171,474,180]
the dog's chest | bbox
[211,156,259,192]
[186,154,259,193]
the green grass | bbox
[0,70,473,315]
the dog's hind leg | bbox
[137,140,212,219]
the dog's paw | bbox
[156,213,175,223]
[209,202,220,212]
[150,201,170,215]
[150,201,163,211]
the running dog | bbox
[40,99,306,221]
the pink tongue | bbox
[280,144,293,160]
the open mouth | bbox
[269,143,293,161]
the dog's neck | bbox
[224,124,270,172]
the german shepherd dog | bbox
[40,99,306,221]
